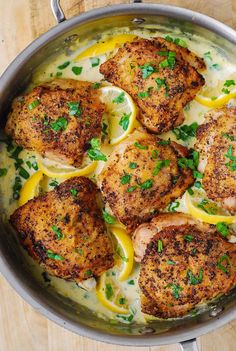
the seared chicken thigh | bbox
[195,107,236,213]
[5,79,105,167]
[10,177,114,282]
[100,37,205,133]
[136,213,236,318]
[98,130,194,232]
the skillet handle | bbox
[180,339,198,351]
[50,0,143,23]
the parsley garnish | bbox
[105,283,113,299]
[197,199,217,215]
[151,150,159,159]
[167,260,176,265]
[216,254,231,274]
[28,99,40,110]
[140,179,153,190]
[129,162,137,169]
[222,133,235,141]
[138,91,149,99]
[70,189,78,197]
[172,122,198,141]
[139,63,155,79]
[134,142,148,150]
[112,92,125,104]
[92,82,101,89]
[168,201,180,212]
[224,80,235,87]
[90,57,100,67]
[203,51,212,61]
[50,117,68,132]
[128,279,135,285]
[51,225,64,240]
[119,112,131,131]
[84,269,93,277]
[102,210,116,224]
[127,185,137,193]
[0,168,7,177]
[216,222,230,237]
[58,61,70,69]
[72,66,82,75]
[119,297,126,305]
[155,77,169,96]
[187,268,203,285]
[47,250,64,260]
[165,35,187,48]
[165,283,183,299]
[225,145,236,171]
[153,159,170,176]
[19,167,30,179]
[120,172,132,185]
[67,101,82,117]
[87,137,107,161]
[157,239,163,253]
[184,235,193,242]
[159,51,176,69]
[90,137,100,149]
[49,179,58,187]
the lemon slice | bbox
[75,34,136,61]
[38,159,97,179]
[96,272,129,314]
[19,170,43,206]
[184,191,236,224]
[195,90,236,108]
[99,86,137,145]
[110,226,134,281]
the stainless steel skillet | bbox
[0,1,236,350]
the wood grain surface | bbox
[1,1,236,350]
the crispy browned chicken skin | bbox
[137,213,236,318]
[100,37,205,133]
[10,177,114,282]
[98,130,194,232]
[5,79,105,167]
[195,107,236,213]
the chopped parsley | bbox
[57,61,70,69]
[187,268,203,285]
[49,179,58,187]
[70,189,78,197]
[102,210,116,224]
[155,77,168,96]
[50,117,68,132]
[105,283,113,299]
[222,133,235,141]
[19,167,30,179]
[211,63,221,70]
[167,260,176,265]
[224,79,235,87]
[216,254,231,274]
[216,222,230,237]
[184,235,194,242]
[140,179,153,190]
[151,150,159,159]
[153,159,170,176]
[128,279,135,285]
[197,199,217,215]
[127,185,137,193]
[203,51,212,61]
[119,112,131,131]
[165,35,188,48]
[72,66,83,75]
[92,82,101,89]
[134,142,148,150]
[67,101,82,117]
[87,137,107,161]
[193,170,203,179]
[90,57,100,67]
[119,297,126,305]
[139,63,155,79]
[129,162,137,169]
[157,239,163,253]
[0,168,7,177]
[138,91,149,99]
[51,225,64,240]
[112,92,125,104]
[28,99,40,110]
[84,269,93,278]
[172,122,198,141]
[90,137,100,149]
[120,172,132,185]
[178,157,195,170]
[157,139,170,146]
[159,51,176,69]
[225,145,236,171]
[222,88,230,94]
[168,201,180,212]
[47,250,64,260]
[165,283,183,299]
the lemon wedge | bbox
[195,90,236,108]
[19,170,43,206]
[75,34,136,61]
[38,159,97,179]
[184,191,236,224]
[96,272,129,314]
[99,86,137,145]
[110,226,134,281]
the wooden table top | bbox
[1,1,236,350]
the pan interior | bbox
[1,10,236,342]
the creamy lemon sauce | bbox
[1,25,236,324]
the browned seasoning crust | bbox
[139,218,236,318]
[100,37,205,134]
[10,177,114,282]
[98,129,194,232]
[195,107,236,213]
[5,79,105,167]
